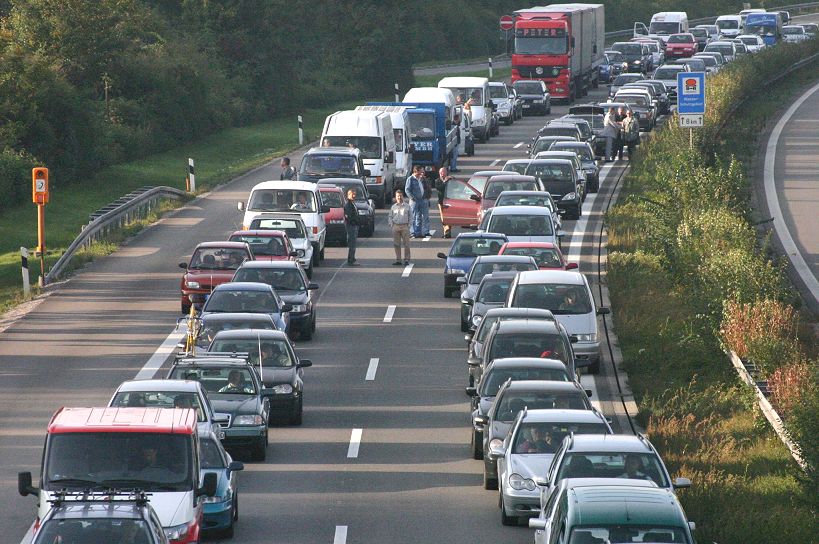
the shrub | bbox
[768,361,812,416]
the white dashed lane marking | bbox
[347,429,363,458]
[402,263,414,277]
[365,358,379,381]
[383,305,396,322]
[334,525,348,544]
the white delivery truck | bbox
[715,14,743,38]
[355,105,412,183]
[437,76,493,143]
[320,110,396,208]
[634,11,689,43]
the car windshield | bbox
[541,179,576,196]
[496,193,554,210]
[320,190,344,208]
[209,338,295,368]
[234,267,305,292]
[170,366,257,395]
[199,437,226,469]
[512,283,592,314]
[229,234,287,257]
[644,42,660,52]
[649,21,681,34]
[569,526,690,544]
[502,162,530,174]
[204,289,278,314]
[541,126,579,139]
[513,422,608,454]
[248,189,318,212]
[690,29,708,38]
[321,182,367,201]
[110,392,206,422]
[612,43,641,55]
[477,279,513,304]
[717,19,739,30]
[481,367,569,395]
[408,112,436,139]
[668,34,693,43]
[489,86,508,98]
[556,452,669,487]
[470,261,536,284]
[37,519,154,543]
[514,35,568,55]
[740,37,758,45]
[532,139,563,154]
[488,214,554,237]
[248,218,307,239]
[489,332,569,363]
[450,237,504,257]
[526,163,573,183]
[44,433,192,491]
[654,67,683,79]
[448,87,484,104]
[605,52,624,63]
[197,317,274,347]
[502,246,563,268]
[485,180,539,199]
[321,136,381,159]
[514,82,544,94]
[189,247,249,270]
[494,391,587,421]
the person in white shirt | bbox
[388,189,411,265]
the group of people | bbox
[601,106,639,162]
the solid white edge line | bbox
[402,263,414,277]
[365,358,379,381]
[134,328,186,380]
[334,525,348,544]
[564,162,618,264]
[347,428,362,458]
[383,305,396,322]
[764,80,819,307]
[513,141,524,149]
[490,159,501,166]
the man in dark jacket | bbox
[344,189,360,266]
[279,157,296,180]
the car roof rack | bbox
[173,352,251,363]
[49,489,151,507]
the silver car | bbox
[479,206,565,247]
[491,408,612,525]
[489,81,516,125]
[457,255,537,332]
[468,273,519,331]
[495,190,562,230]
[501,159,531,174]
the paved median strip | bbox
[365,358,379,381]
[334,525,348,544]
[383,305,396,322]
[347,428,362,458]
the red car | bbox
[228,230,296,262]
[319,186,347,245]
[665,33,698,59]
[179,241,253,313]
[498,241,578,270]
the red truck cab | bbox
[179,241,253,313]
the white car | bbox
[501,159,531,175]
[488,81,516,125]
[783,25,810,43]
[478,206,564,247]
[737,34,766,52]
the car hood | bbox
[256,366,298,387]
[278,291,309,305]
[509,453,556,480]
[149,491,194,528]
[446,256,476,273]
[553,311,595,336]
[210,394,261,415]
[489,419,514,441]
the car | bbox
[782,25,810,43]
[179,241,254,314]
[528,136,576,158]
[457,255,539,332]
[532,151,588,199]
[465,357,572,459]
[494,190,561,229]
[614,91,656,131]
[477,174,543,223]
[199,431,243,537]
[492,408,612,525]
[228,230,296,262]
[475,317,577,386]
[688,27,711,51]
[633,39,664,67]
[609,42,651,73]
[703,40,737,62]
[566,104,607,158]
[620,81,665,116]
[499,241,577,271]
[296,146,370,184]
[438,170,507,230]
[195,313,277,352]
[524,159,582,219]
[530,479,696,544]
[206,329,311,424]
[488,81,516,125]
[536,121,583,142]
[554,116,596,149]
[665,33,698,58]
[200,282,291,332]
[599,51,628,83]
[108,380,225,441]
[691,53,721,74]
[607,72,646,97]
[538,433,692,502]
[468,273,520,333]
[507,86,524,119]
[475,380,593,489]
[512,79,551,115]
[550,141,600,192]
[727,39,749,58]
[317,178,375,237]
[695,23,720,41]
[802,23,819,38]
[30,490,170,544]
[507,269,610,373]
[666,56,706,74]
[479,206,564,248]
[232,260,319,340]
[437,232,508,298]
[651,64,691,102]
[696,51,726,68]
[501,159,531,174]
[247,213,315,277]
[318,185,347,245]
[167,354,271,460]
[737,34,766,53]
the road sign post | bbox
[31,167,49,286]
[677,72,706,149]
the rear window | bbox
[450,237,504,257]
[488,332,570,363]
[110,392,205,422]
[189,247,249,270]
[496,193,554,210]
[229,234,287,257]
[249,218,307,239]
[494,390,587,421]
[511,283,592,315]
[488,214,554,237]
[485,180,539,199]
[480,367,569,396]
[469,261,536,284]
[541,126,579,139]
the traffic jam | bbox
[12,3,809,544]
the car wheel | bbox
[233,494,238,521]
[481,131,488,144]
[500,496,518,526]
[252,430,268,461]
[444,285,453,298]
[546,105,552,115]
[320,246,325,260]
[471,430,483,460]
[291,396,303,425]
[222,519,235,539]
[300,322,313,341]
[460,317,469,332]
[483,469,498,490]
[588,359,601,375]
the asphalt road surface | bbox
[1,82,633,543]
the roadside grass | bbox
[606,52,819,542]
[412,54,503,69]
[413,67,511,88]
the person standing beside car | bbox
[405,165,425,238]
[621,110,640,160]
[344,189,361,266]
[436,167,454,239]
[388,189,411,265]
[601,107,621,162]
[279,157,296,180]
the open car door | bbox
[441,179,482,227]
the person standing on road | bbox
[279,157,296,180]
[436,167,454,239]
[615,106,627,160]
[388,189,411,265]
[601,107,621,162]
[621,110,639,160]
[450,123,460,172]
[405,165,425,238]
[344,189,361,266]
[421,173,432,237]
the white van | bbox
[321,110,396,208]
[356,105,412,183]
[635,11,689,43]
[715,15,743,38]
[437,76,493,143]
[239,180,327,265]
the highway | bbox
[0,82,633,543]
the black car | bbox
[610,42,651,73]
[607,73,646,97]
[512,80,551,115]
[524,159,582,219]
[317,178,376,237]
[194,313,277,351]
[567,104,607,158]
[206,329,311,424]
[297,147,370,184]
[232,260,319,340]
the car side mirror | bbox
[228,461,244,473]
[290,251,299,257]
[456,276,467,285]
[321,205,331,213]
[18,472,37,497]
[557,230,566,238]
[437,252,448,259]
[673,477,692,489]
[298,359,313,368]
[362,169,371,177]
[465,386,477,397]
[488,445,505,459]
[535,477,550,487]
[282,303,293,312]
[688,521,696,532]
[473,414,488,426]
[469,194,481,202]
[199,472,217,497]
[308,282,320,290]
[237,201,245,212]
[597,307,611,315]
[179,262,188,269]
[529,518,547,529]
[565,262,579,270]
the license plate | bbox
[523,104,531,108]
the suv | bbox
[248,213,315,277]
[488,81,516,125]
[179,241,253,314]
[513,80,551,115]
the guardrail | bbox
[45,186,188,284]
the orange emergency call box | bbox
[32,167,49,204]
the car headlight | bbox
[472,315,483,327]
[489,438,503,450]
[270,384,294,394]
[296,249,306,258]
[164,522,194,541]
[289,304,308,313]
[233,414,264,426]
[473,117,486,126]
[445,268,466,276]
[575,333,598,342]
[509,473,537,491]
[358,209,369,215]
[561,193,577,200]
[185,281,200,289]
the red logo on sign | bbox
[685,78,698,91]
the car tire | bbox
[444,286,454,298]
[252,429,268,461]
[291,397,303,425]
[483,469,498,491]
[546,105,552,115]
[480,131,488,144]
[471,430,483,460]
[588,359,601,375]
[320,246,325,260]
[300,322,313,341]
[460,317,469,332]
[223,519,235,539]
[233,494,238,521]
[500,497,518,526]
